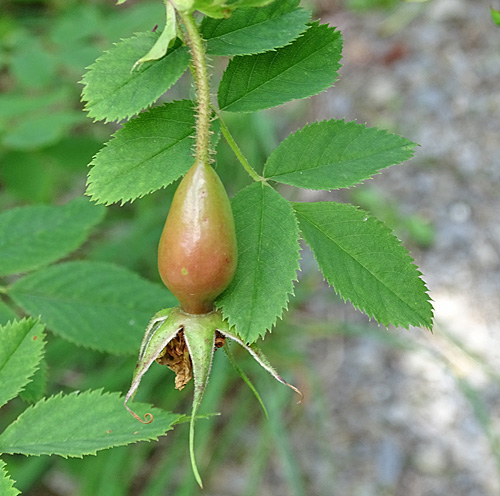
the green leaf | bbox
[192,0,274,17]
[216,183,300,342]
[9,261,177,355]
[86,101,196,205]
[9,38,57,90]
[2,111,85,151]
[0,301,17,326]
[81,32,189,122]
[203,0,310,56]
[293,202,433,329]
[0,390,181,457]
[218,22,342,113]
[264,120,416,189]
[0,459,20,496]
[492,7,500,27]
[19,361,48,404]
[133,2,177,68]
[0,319,46,409]
[0,198,105,277]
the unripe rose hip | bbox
[158,161,237,314]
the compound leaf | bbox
[293,201,433,329]
[81,32,189,122]
[9,262,177,355]
[86,100,196,205]
[216,183,300,342]
[0,319,46,409]
[218,22,342,113]
[0,390,181,457]
[0,198,105,277]
[203,0,310,56]
[264,120,416,189]
[0,459,20,496]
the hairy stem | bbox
[218,117,263,182]
[178,12,211,165]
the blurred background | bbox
[1,0,500,495]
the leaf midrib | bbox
[298,209,428,323]
[221,26,340,109]
[267,142,412,179]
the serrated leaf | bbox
[218,22,342,113]
[293,202,433,329]
[81,32,189,122]
[0,197,105,277]
[86,101,197,205]
[264,120,416,189]
[0,459,20,496]
[0,390,181,457]
[216,183,300,342]
[203,0,310,56]
[9,262,177,355]
[0,318,46,409]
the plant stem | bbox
[218,117,263,182]
[178,12,211,165]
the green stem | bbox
[178,12,211,165]
[218,117,263,182]
[0,286,8,295]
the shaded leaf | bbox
[216,183,300,342]
[86,100,197,205]
[0,319,46,409]
[264,119,416,189]
[9,262,176,355]
[2,111,85,151]
[81,32,189,122]
[0,301,17,326]
[293,201,433,329]
[0,390,181,457]
[218,22,342,113]
[0,197,105,277]
[19,360,48,404]
[0,459,20,496]
[203,0,310,56]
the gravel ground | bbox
[209,1,500,495]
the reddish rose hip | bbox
[158,161,237,314]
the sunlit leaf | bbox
[264,119,415,189]
[293,201,433,329]
[0,390,181,457]
[218,22,342,113]
[216,183,300,342]
[0,319,45,409]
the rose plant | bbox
[0,0,433,492]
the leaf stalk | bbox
[218,116,264,182]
